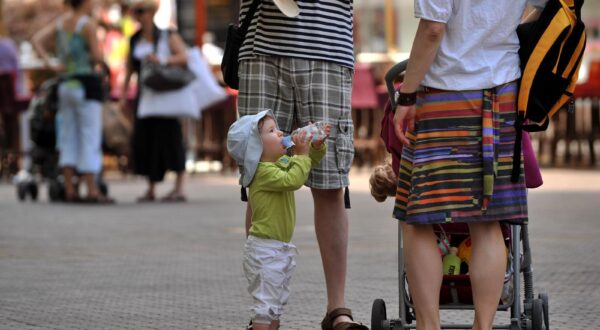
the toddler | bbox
[227,110,330,330]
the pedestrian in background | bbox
[235,1,367,328]
[32,0,113,204]
[119,0,188,202]
[392,1,547,329]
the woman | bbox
[119,0,188,202]
[32,0,112,203]
[393,1,547,329]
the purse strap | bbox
[240,0,260,36]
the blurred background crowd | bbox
[0,0,599,203]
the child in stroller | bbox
[368,61,549,330]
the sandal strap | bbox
[328,307,354,322]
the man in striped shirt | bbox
[236,1,368,329]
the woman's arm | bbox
[119,52,134,109]
[31,18,59,69]
[82,18,104,64]
[165,32,188,66]
[393,19,446,145]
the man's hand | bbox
[393,104,416,146]
[311,123,331,149]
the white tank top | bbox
[133,31,171,62]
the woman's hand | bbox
[146,54,160,64]
[393,104,416,146]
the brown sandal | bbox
[321,308,369,330]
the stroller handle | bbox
[384,59,409,109]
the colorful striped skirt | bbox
[393,81,528,225]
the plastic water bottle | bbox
[281,122,328,149]
[442,247,461,275]
[292,122,327,143]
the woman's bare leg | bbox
[401,223,442,330]
[468,221,506,330]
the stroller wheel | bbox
[531,298,544,330]
[28,182,39,201]
[539,292,549,329]
[16,182,27,202]
[371,299,387,330]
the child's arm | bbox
[253,157,312,192]
[308,123,331,166]
[308,143,327,167]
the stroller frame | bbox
[371,61,548,330]
[371,223,547,330]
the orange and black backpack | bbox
[512,0,587,182]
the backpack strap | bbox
[240,0,260,36]
[511,116,524,183]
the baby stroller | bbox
[15,75,109,202]
[370,61,549,330]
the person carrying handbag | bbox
[119,0,188,202]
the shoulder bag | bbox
[141,30,196,92]
[221,0,260,90]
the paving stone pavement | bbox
[0,169,599,330]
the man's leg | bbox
[311,188,354,326]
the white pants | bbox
[56,82,102,174]
[243,235,297,325]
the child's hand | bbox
[311,123,331,149]
[293,130,309,156]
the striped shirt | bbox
[238,0,354,69]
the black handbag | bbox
[141,30,196,92]
[221,0,260,90]
[142,61,196,92]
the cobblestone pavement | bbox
[0,169,599,329]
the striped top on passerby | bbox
[237,0,354,69]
